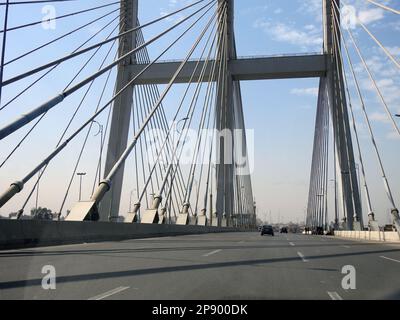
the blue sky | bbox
[0,0,399,225]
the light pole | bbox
[92,120,103,185]
[129,189,136,212]
[77,172,86,201]
[35,171,40,213]
[174,117,189,154]
[317,194,325,230]
[193,178,199,215]
[176,117,189,135]
[355,163,362,216]
[330,179,338,228]
[170,117,189,167]
[395,114,400,118]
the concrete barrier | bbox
[334,230,400,242]
[0,220,240,250]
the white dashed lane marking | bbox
[88,286,130,300]
[380,256,400,263]
[297,251,308,262]
[327,291,343,300]
[203,249,222,257]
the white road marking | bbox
[342,245,351,248]
[327,291,343,300]
[289,242,295,246]
[88,286,130,300]
[203,249,222,257]
[0,242,91,253]
[238,241,245,244]
[297,251,308,262]
[380,256,400,263]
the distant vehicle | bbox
[258,225,263,231]
[280,227,288,234]
[313,227,324,235]
[384,224,395,232]
[261,225,274,236]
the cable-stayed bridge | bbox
[0,0,399,300]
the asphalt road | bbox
[0,232,399,300]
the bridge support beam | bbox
[127,54,327,84]
[215,0,237,227]
[323,0,362,230]
[99,0,138,221]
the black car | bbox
[261,225,274,236]
[280,227,288,234]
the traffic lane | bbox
[113,233,340,300]
[0,232,266,299]
[284,234,400,299]
[1,232,397,299]
[0,232,315,299]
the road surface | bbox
[0,232,399,299]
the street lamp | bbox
[129,189,136,212]
[176,117,189,134]
[92,120,103,185]
[355,163,362,209]
[171,117,189,163]
[76,172,86,201]
[330,179,339,227]
[395,114,400,118]
[35,171,41,213]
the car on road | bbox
[280,227,288,234]
[261,225,274,236]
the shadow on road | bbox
[1,247,400,290]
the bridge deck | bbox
[0,232,399,299]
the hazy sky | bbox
[0,0,399,226]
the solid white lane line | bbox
[380,256,400,263]
[203,249,222,257]
[297,251,308,262]
[289,242,295,246]
[88,286,130,300]
[342,245,351,248]
[327,291,343,300]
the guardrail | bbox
[334,230,400,242]
[0,219,240,250]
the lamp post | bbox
[317,194,325,230]
[176,117,189,134]
[92,120,103,185]
[129,189,136,212]
[174,117,189,155]
[330,179,338,228]
[355,163,362,217]
[76,172,86,201]
[35,171,40,213]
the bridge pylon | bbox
[312,0,363,231]
[99,0,138,221]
